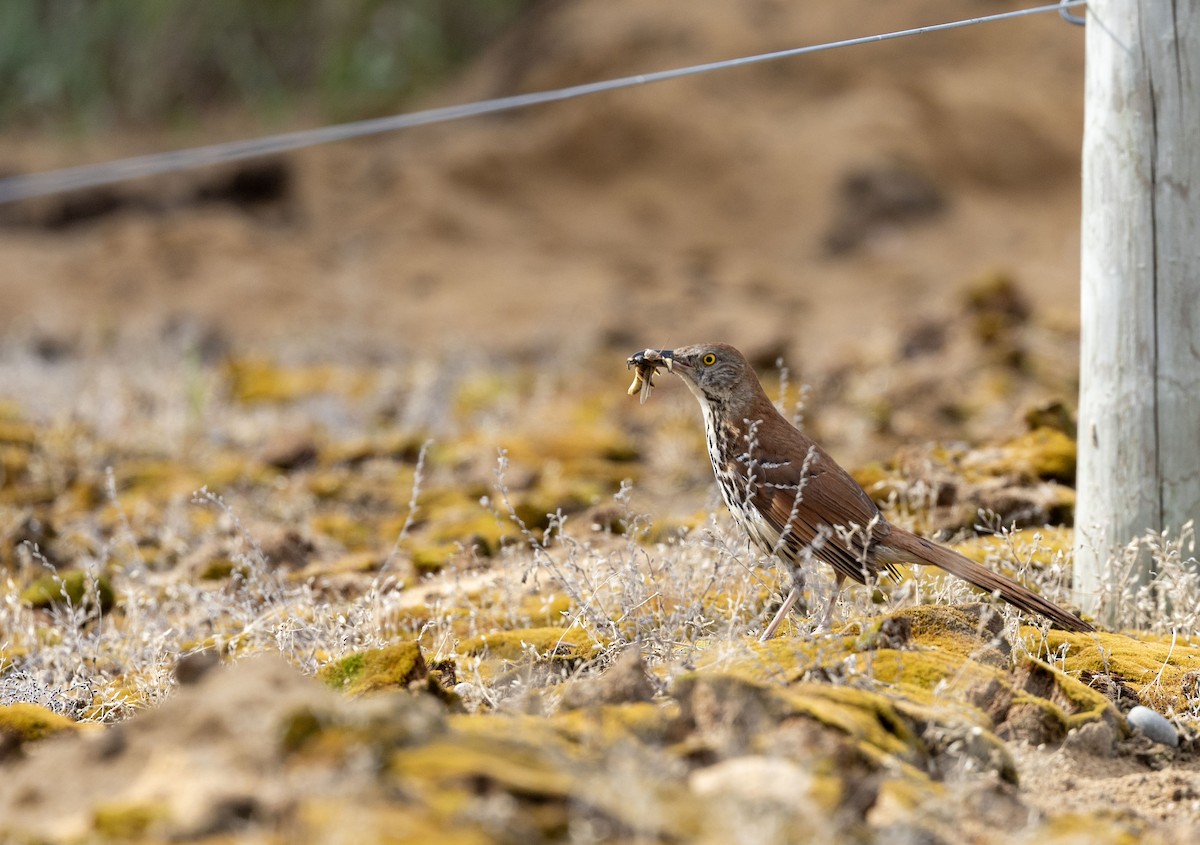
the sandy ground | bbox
[0,1,1084,369]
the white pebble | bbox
[1127,705,1179,747]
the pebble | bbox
[1127,706,1179,748]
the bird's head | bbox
[628,343,760,412]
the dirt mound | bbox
[0,0,1084,372]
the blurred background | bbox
[0,0,1085,462]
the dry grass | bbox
[1,340,1196,725]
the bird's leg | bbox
[759,568,807,641]
[759,584,801,641]
[813,573,846,633]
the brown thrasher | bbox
[627,343,1093,639]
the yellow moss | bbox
[852,461,905,506]
[872,776,944,823]
[459,627,596,661]
[1036,811,1144,844]
[518,593,573,627]
[0,702,78,742]
[279,707,346,759]
[92,801,170,838]
[305,469,350,499]
[322,432,431,466]
[224,358,375,403]
[310,512,374,550]
[0,419,36,447]
[858,648,999,711]
[294,798,493,845]
[550,701,678,747]
[329,551,382,574]
[318,641,428,695]
[781,683,926,762]
[422,508,516,557]
[1035,629,1200,712]
[200,450,265,489]
[0,444,30,487]
[731,631,857,683]
[962,427,1077,483]
[636,509,710,546]
[961,654,1117,745]
[115,460,205,500]
[398,713,699,840]
[21,570,116,613]
[409,542,459,574]
[951,526,1073,570]
[391,736,576,800]
[198,557,243,580]
[807,773,846,813]
[453,372,523,417]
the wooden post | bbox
[1075,1,1200,624]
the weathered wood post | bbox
[1075,1,1200,624]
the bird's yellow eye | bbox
[702,353,717,366]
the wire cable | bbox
[0,1,1087,204]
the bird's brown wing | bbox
[746,431,895,585]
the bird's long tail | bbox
[882,527,1094,632]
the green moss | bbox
[318,641,428,695]
[21,570,115,613]
[0,702,77,742]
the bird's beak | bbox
[627,348,674,370]
[626,348,676,404]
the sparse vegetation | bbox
[0,0,535,130]
[1,339,1199,841]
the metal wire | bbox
[1060,0,1087,26]
[0,1,1087,204]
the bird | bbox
[627,343,1093,639]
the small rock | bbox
[689,755,810,805]
[175,651,222,686]
[1127,706,1178,748]
[1063,720,1116,757]
[260,432,318,471]
[559,647,656,708]
[258,528,315,569]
